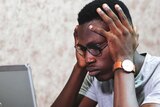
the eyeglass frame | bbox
[74,42,108,57]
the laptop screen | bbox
[0,64,37,107]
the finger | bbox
[102,4,125,31]
[96,7,119,33]
[115,4,133,32]
[89,24,115,41]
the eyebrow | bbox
[87,40,106,46]
[77,41,106,48]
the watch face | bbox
[122,59,134,72]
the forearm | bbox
[114,69,139,107]
[51,64,87,107]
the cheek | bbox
[98,51,114,69]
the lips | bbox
[88,70,101,76]
[86,67,101,76]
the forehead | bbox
[77,20,107,45]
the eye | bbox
[88,44,101,50]
[95,44,102,48]
[77,45,86,51]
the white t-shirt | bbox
[79,53,160,107]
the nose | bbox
[85,51,96,64]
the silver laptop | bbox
[0,64,37,107]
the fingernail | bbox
[89,25,93,29]
[115,4,121,10]
[102,3,109,10]
[96,8,103,13]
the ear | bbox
[74,25,79,45]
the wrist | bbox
[74,63,87,74]
[113,59,135,73]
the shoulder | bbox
[140,53,160,105]
[139,53,160,76]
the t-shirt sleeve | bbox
[79,74,97,102]
[142,64,160,105]
[142,81,160,104]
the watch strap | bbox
[113,61,122,71]
[113,60,135,73]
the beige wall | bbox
[0,0,159,107]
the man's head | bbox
[74,0,133,81]
[78,0,132,25]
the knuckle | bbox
[115,29,122,36]
[106,8,112,14]
[130,30,135,35]
[121,15,127,21]
[110,35,118,41]
[105,18,113,25]
[96,28,102,33]
[94,27,104,35]
[112,16,119,22]
[99,28,106,34]
[122,30,129,36]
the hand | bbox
[89,4,139,62]
[74,26,87,68]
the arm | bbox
[141,104,160,107]
[89,3,160,107]
[51,63,87,107]
[114,70,160,107]
[114,69,138,107]
[51,64,97,107]
[89,4,139,106]
[51,27,97,107]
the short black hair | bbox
[78,0,133,25]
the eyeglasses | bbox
[74,42,108,57]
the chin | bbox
[95,72,114,81]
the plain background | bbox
[0,0,160,107]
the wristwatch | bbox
[113,59,135,73]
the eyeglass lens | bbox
[75,42,107,56]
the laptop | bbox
[0,64,37,107]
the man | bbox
[51,0,160,107]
